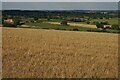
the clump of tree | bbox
[101,21,108,25]
[93,21,108,25]
[61,20,68,25]
[70,19,81,22]
[13,19,21,26]
[38,20,43,23]
[47,18,51,21]
[73,28,79,31]
[69,18,86,22]
[111,24,120,30]
[34,17,39,21]
[96,22,104,28]
[87,28,107,32]
[86,21,90,24]
[3,22,17,27]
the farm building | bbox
[103,25,112,29]
[4,19,14,23]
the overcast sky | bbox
[2,2,118,10]
[1,0,120,2]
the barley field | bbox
[2,27,118,78]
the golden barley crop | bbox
[2,27,118,78]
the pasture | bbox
[90,18,119,25]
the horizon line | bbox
[2,9,118,10]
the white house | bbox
[103,25,112,29]
[4,19,14,23]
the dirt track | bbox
[2,27,118,78]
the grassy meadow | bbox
[90,18,119,25]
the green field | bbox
[90,18,119,25]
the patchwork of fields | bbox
[3,27,118,78]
